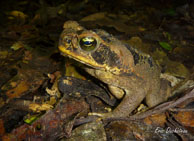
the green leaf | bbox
[159,42,172,51]
[24,115,39,124]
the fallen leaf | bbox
[0,119,5,136]
[174,111,194,127]
[159,41,172,51]
[6,81,29,99]
[28,103,53,113]
[11,41,25,51]
[24,115,40,125]
[7,10,28,19]
[144,113,167,127]
[0,51,9,59]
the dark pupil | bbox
[79,37,97,51]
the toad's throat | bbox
[59,45,105,69]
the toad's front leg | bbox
[89,88,146,118]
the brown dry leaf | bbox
[10,82,17,87]
[23,51,32,62]
[105,120,179,140]
[65,121,106,141]
[0,119,5,136]
[47,97,57,106]
[48,71,61,83]
[6,81,29,99]
[165,61,190,78]
[46,87,58,96]
[29,103,53,113]
[173,47,194,62]
[81,12,133,24]
[152,49,190,78]
[173,111,194,127]
[2,99,89,140]
[10,41,25,51]
[80,12,145,34]
[0,51,9,59]
[7,10,28,19]
[144,113,167,127]
[80,12,107,21]
[0,98,5,108]
[125,36,151,53]
[46,72,61,98]
[6,10,28,25]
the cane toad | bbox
[58,21,170,118]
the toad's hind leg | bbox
[146,79,171,107]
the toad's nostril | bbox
[67,39,71,43]
[63,35,72,44]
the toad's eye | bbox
[79,37,97,51]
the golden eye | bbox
[79,37,97,51]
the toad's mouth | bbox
[59,45,106,70]
[61,52,98,69]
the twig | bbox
[169,108,194,112]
